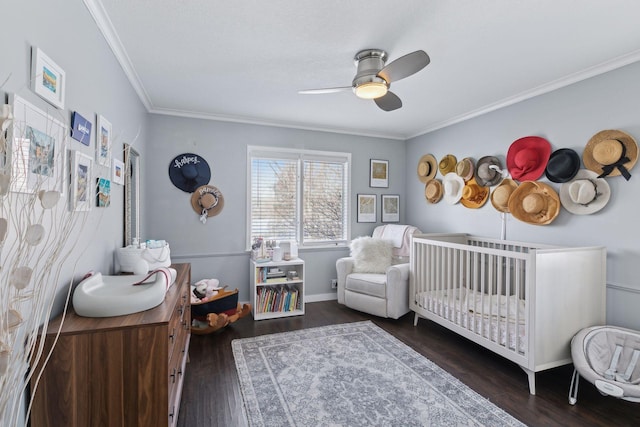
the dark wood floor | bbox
[176,301,639,427]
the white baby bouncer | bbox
[569,325,640,404]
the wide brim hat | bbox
[545,148,581,183]
[169,153,211,193]
[490,179,518,213]
[424,179,443,204]
[439,154,457,176]
[460,178,489,209]
[455,157,475,181]
[191,185,224,217]
[475,156,504,187]
[583,129,638,180]
[417,154,438,183]
[508,181,560,225]
[506,136,551,182]
[559,169,610,215]
[442,172,464,205]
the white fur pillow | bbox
[350,236,392,273]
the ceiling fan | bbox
[299,49,430,112]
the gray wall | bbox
[406,61,640,330]
[144,115,405,301]
[1,0,149,315]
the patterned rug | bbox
[232,321,525,426]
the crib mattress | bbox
[416,289,527,353]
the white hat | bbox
[442,172,464,205]
[559,169,610,215]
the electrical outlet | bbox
[331,279,338,289]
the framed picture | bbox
[96,177,111,207]
[7,94,67,194]
[381,194,400,223]
[112,158,125,185]
[69,150,93,211]
[96,115,112,166]
[370,159,389,188]
[30,47,66,109]
[70,112,92,146]
[357,194,377,223]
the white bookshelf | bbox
[250,259,305,320]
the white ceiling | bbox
[87,0,640,140]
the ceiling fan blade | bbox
[378,50,430,83]
[298,86,351,95]
[374,91,402,112]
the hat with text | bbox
[169,153,211,193]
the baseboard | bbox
[305,293,338,302]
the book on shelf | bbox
[256,284,300,313]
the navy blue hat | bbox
[168,153,211,192]
[545,148,580,183]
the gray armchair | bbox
[336,225,420,319]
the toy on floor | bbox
[190,279,251,334]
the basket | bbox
[116,244,171,273]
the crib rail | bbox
[411,234,530,358]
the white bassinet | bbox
[569,325,640,405]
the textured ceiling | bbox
[86,0,640,140]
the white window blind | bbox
[248,147,350,248]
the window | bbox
[247,146,350,249]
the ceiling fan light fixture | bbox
[354,81,388,99]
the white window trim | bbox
[246,145,351,251]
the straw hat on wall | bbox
[425,179,443,204]
[475,156,504,187]
[490,179,518,213]
[455,157,475,181]
[442,172,464,205]
[439,154,457,176]
[460,178,489,209]
[417,154,438,183]
[508,181,560,225]
[583,129,637,181]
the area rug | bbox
[232,321,525,426]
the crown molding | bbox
[409,48,640,139]
[83,0,154,111]
[149,107,406,140]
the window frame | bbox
[246,145,351,251]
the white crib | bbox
[410,233,606,395]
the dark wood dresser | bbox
[30,263,191,427]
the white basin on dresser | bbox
[73,268,177,317]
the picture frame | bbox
[381,194,400,223]
[70,112,92,146]
[96,177,111,207]
[30,47,66,109]
[96,114,112,166]
[370,159,389,188]
[69,150,93,211]
[357,193,377,223]
[112,158,125,185]
[7,94,67,194]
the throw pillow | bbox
[350,236,393,273]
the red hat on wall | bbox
[506,136,551,182]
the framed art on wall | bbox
[69,150,93,211]
[357,193,376,223]
[382,194,400,223]
[7,94,67,194]
[30,47,66,109]
[96,115,112,166]
[96,177,111,207]
[370,159,389,188]
[112,158,125,185]
[70,112,92,146]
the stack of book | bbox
[256,285,300,313]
